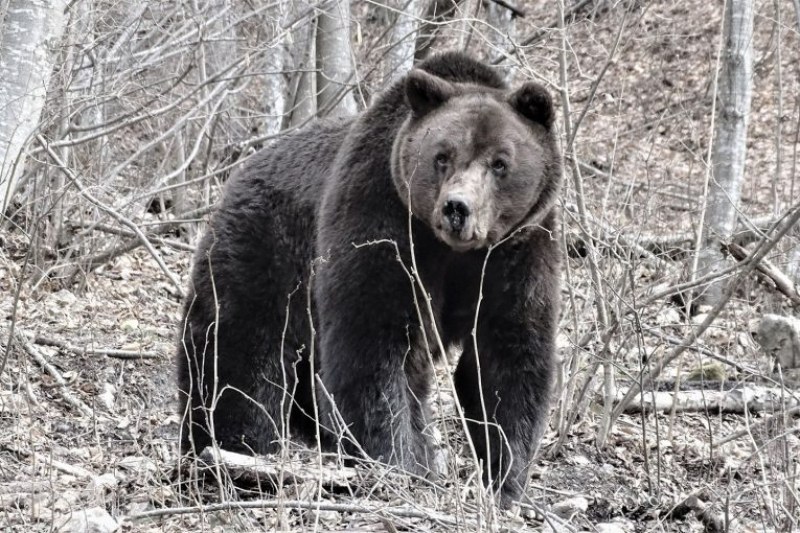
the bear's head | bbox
[391,68,561,252]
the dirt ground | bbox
[1,229,797,532]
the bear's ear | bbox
[508,82,555,129]
[405,69,456,117]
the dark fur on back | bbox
[414,51,506,88]
[177,51,562,507]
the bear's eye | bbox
[434,153,449,169]
[490,159,507,175]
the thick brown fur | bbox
[176,52,562,507]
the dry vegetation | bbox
[1,0,800,531]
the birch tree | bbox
[385,0,423,82]
[262,1,289,136]
[0,0,68,214]
[316,0,357,117]
[696,0,754,304]
[287,2,318,128]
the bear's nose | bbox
[443,198,470,233]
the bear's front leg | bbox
[314,246,437,475]
[453,245,559,507]
[455,330,554,507]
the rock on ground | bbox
[63,506,118,533]
[758,314,800,369]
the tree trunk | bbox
[0,0,68,214]
[315,0,357,117]
[617,385,800,415]
[697,0,754,304]
[262,7,288,136]
[286,2,318,128]
[385,0,423,83]
[485,1,517,81]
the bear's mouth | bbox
[434,223,486,252]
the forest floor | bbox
[1,240,796,533]
[2,0,800,531]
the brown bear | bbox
[177,51,562,507]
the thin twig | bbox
[12,331,95,417]
[36,134,184,295]
[566,9,627,151]
[486,0,526,18]
[491,0,595,65]
[556,0,613,448]
[612,202,800,420]
[716,405,800,446]
[34,335,159,360]
[724,242,800,306]
[127,498,479,528]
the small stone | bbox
[151,485,175,503]
[758,314,800,369]
[52,289,77,306]
[53,421,75,434]
[0,392,25,414]
[566,454,590,466]
[125,501,150,516]
[120,318,139,332]
[431,446,449,478]
[93,473,118,490]
[87,473,118,501]
[655,307,680,326]
[310,509,340,525]
[595,520,633,533]
[117,455,157,474]
[63,506,118,533]
[686,362,726,382]
[552,496,589,518]
[98,383,116,412]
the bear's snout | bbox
[442,197,470,233]
[435,192,489,251]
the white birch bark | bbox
[261,0,292,135]
[315,0,357,117]
[286,1,318,128]
[288,26,317,127]
[0,0,68,213]
[385,0,423,83]
[697,0,754,304]
[263,41,287,135]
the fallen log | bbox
[195,447,357,489]
[616,384,800,414]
